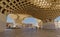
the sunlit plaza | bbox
[0,0,60,37]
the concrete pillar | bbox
[38,21,43,29]
[0,13,6,32]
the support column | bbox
[0,13,6,32]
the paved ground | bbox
[0,28,60,37]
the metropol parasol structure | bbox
[0,0,60,31]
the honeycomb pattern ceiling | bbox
[0,0,60,21]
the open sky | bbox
[54,16,60,21]
[7,16,38,26]
[7,15,60,25]
[7,16,14,23]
